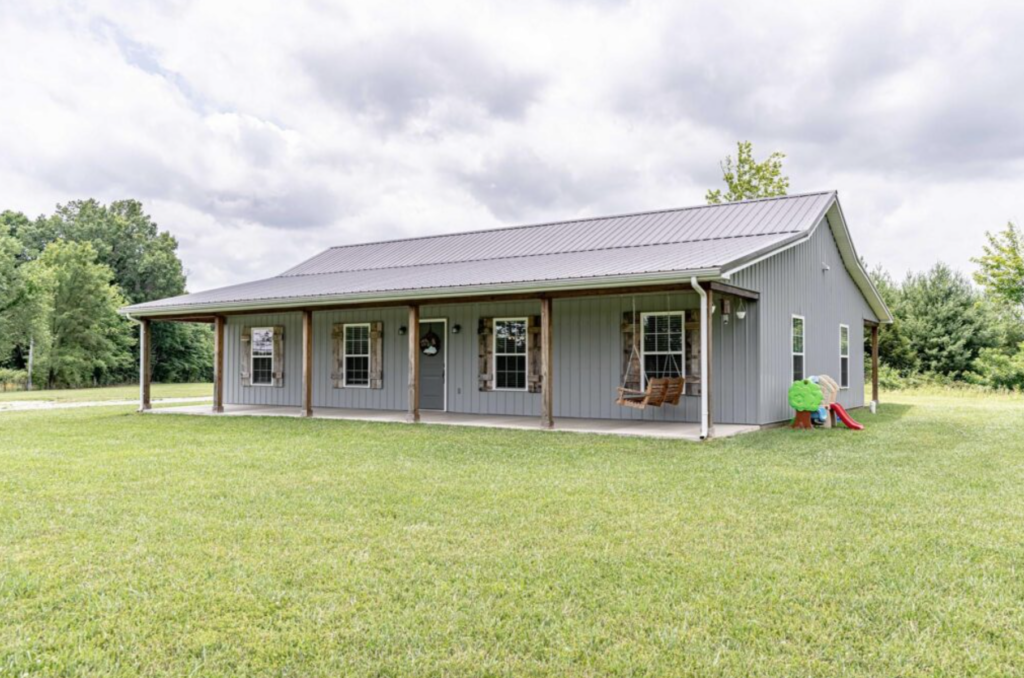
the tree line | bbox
[0,200,211,390]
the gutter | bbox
[691,277,709,441]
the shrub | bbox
[0,367,28,391]
[967,343,1024,390]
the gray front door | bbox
[418,322,445,411]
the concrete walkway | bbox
[0,396,211,412]
[151,403,760,441]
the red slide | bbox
[830,403,864,430]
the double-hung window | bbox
[494,318,528,390]
[251,327,274,386]
[792,315,805,381]
[839,324,850,389]
[641,312,684,386]
[344,324,371,387]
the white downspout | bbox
[691,277,709,440]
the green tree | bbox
[18,199,212,382]
[865,265,917,372]
[0,231,53,367]
[973,222,1024,307]
[32,241,133,388]
[898,263,997,378]
[706,141,790,204]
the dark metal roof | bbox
[281,191,833,276]
[125,191,876,316]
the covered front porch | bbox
[133,280,780,439]
[151,403,761,440]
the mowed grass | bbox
[2,394,1023,676]
[0,382,212,403]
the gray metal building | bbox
[123,191,891,437]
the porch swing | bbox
[615,300,685,410]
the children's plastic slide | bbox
[830,403,864,430]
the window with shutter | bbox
[493,318,528,391]
[251,327,274,386]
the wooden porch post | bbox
[407,305,420,423]
[540,297,554,429]
[213,315,225,413]
[706,287,715,438]
[871,323,880,405]
[139,318,151,412]
[302,309,314,417]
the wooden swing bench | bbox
[616,376,684,410]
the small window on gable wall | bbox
[839,324,850,389]
[792,316,805,382]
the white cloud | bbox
[0,0,1022,292]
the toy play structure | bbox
[788,379,823,429]
[790,374,864,431]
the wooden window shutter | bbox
[684,309,701,396]
[330,323,343,388]
[527,315,542,393]
[621,311,641,392]
[240,326,252,387]
[369,321,384,389]
[478,317,493,391]
[272,325,285,388]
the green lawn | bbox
[2,393,1023,676]
[0,382,212,403]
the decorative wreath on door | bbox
[420,329,441,356]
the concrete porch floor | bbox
[150,404,760,441]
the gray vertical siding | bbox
[731,214,877,424]
[221,293,760,424]
[224,312,304,406]
[421,300,542,417]
[313,307,410,410]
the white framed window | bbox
[344,323,371,388]
[792,315,805,382]
[641,312,684,387]
[839,324,850,389]
[493,318,528,391]
[251,327,274,386]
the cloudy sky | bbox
[2,0,1022,292]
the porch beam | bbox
[213,315,225,413]
[540,297,554,429]
[707,281,759,300]
[138,318,151,412]
[407,304,420,423]
[302,309,314,417]
[871,323,879,406]
[137,281,724,320]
